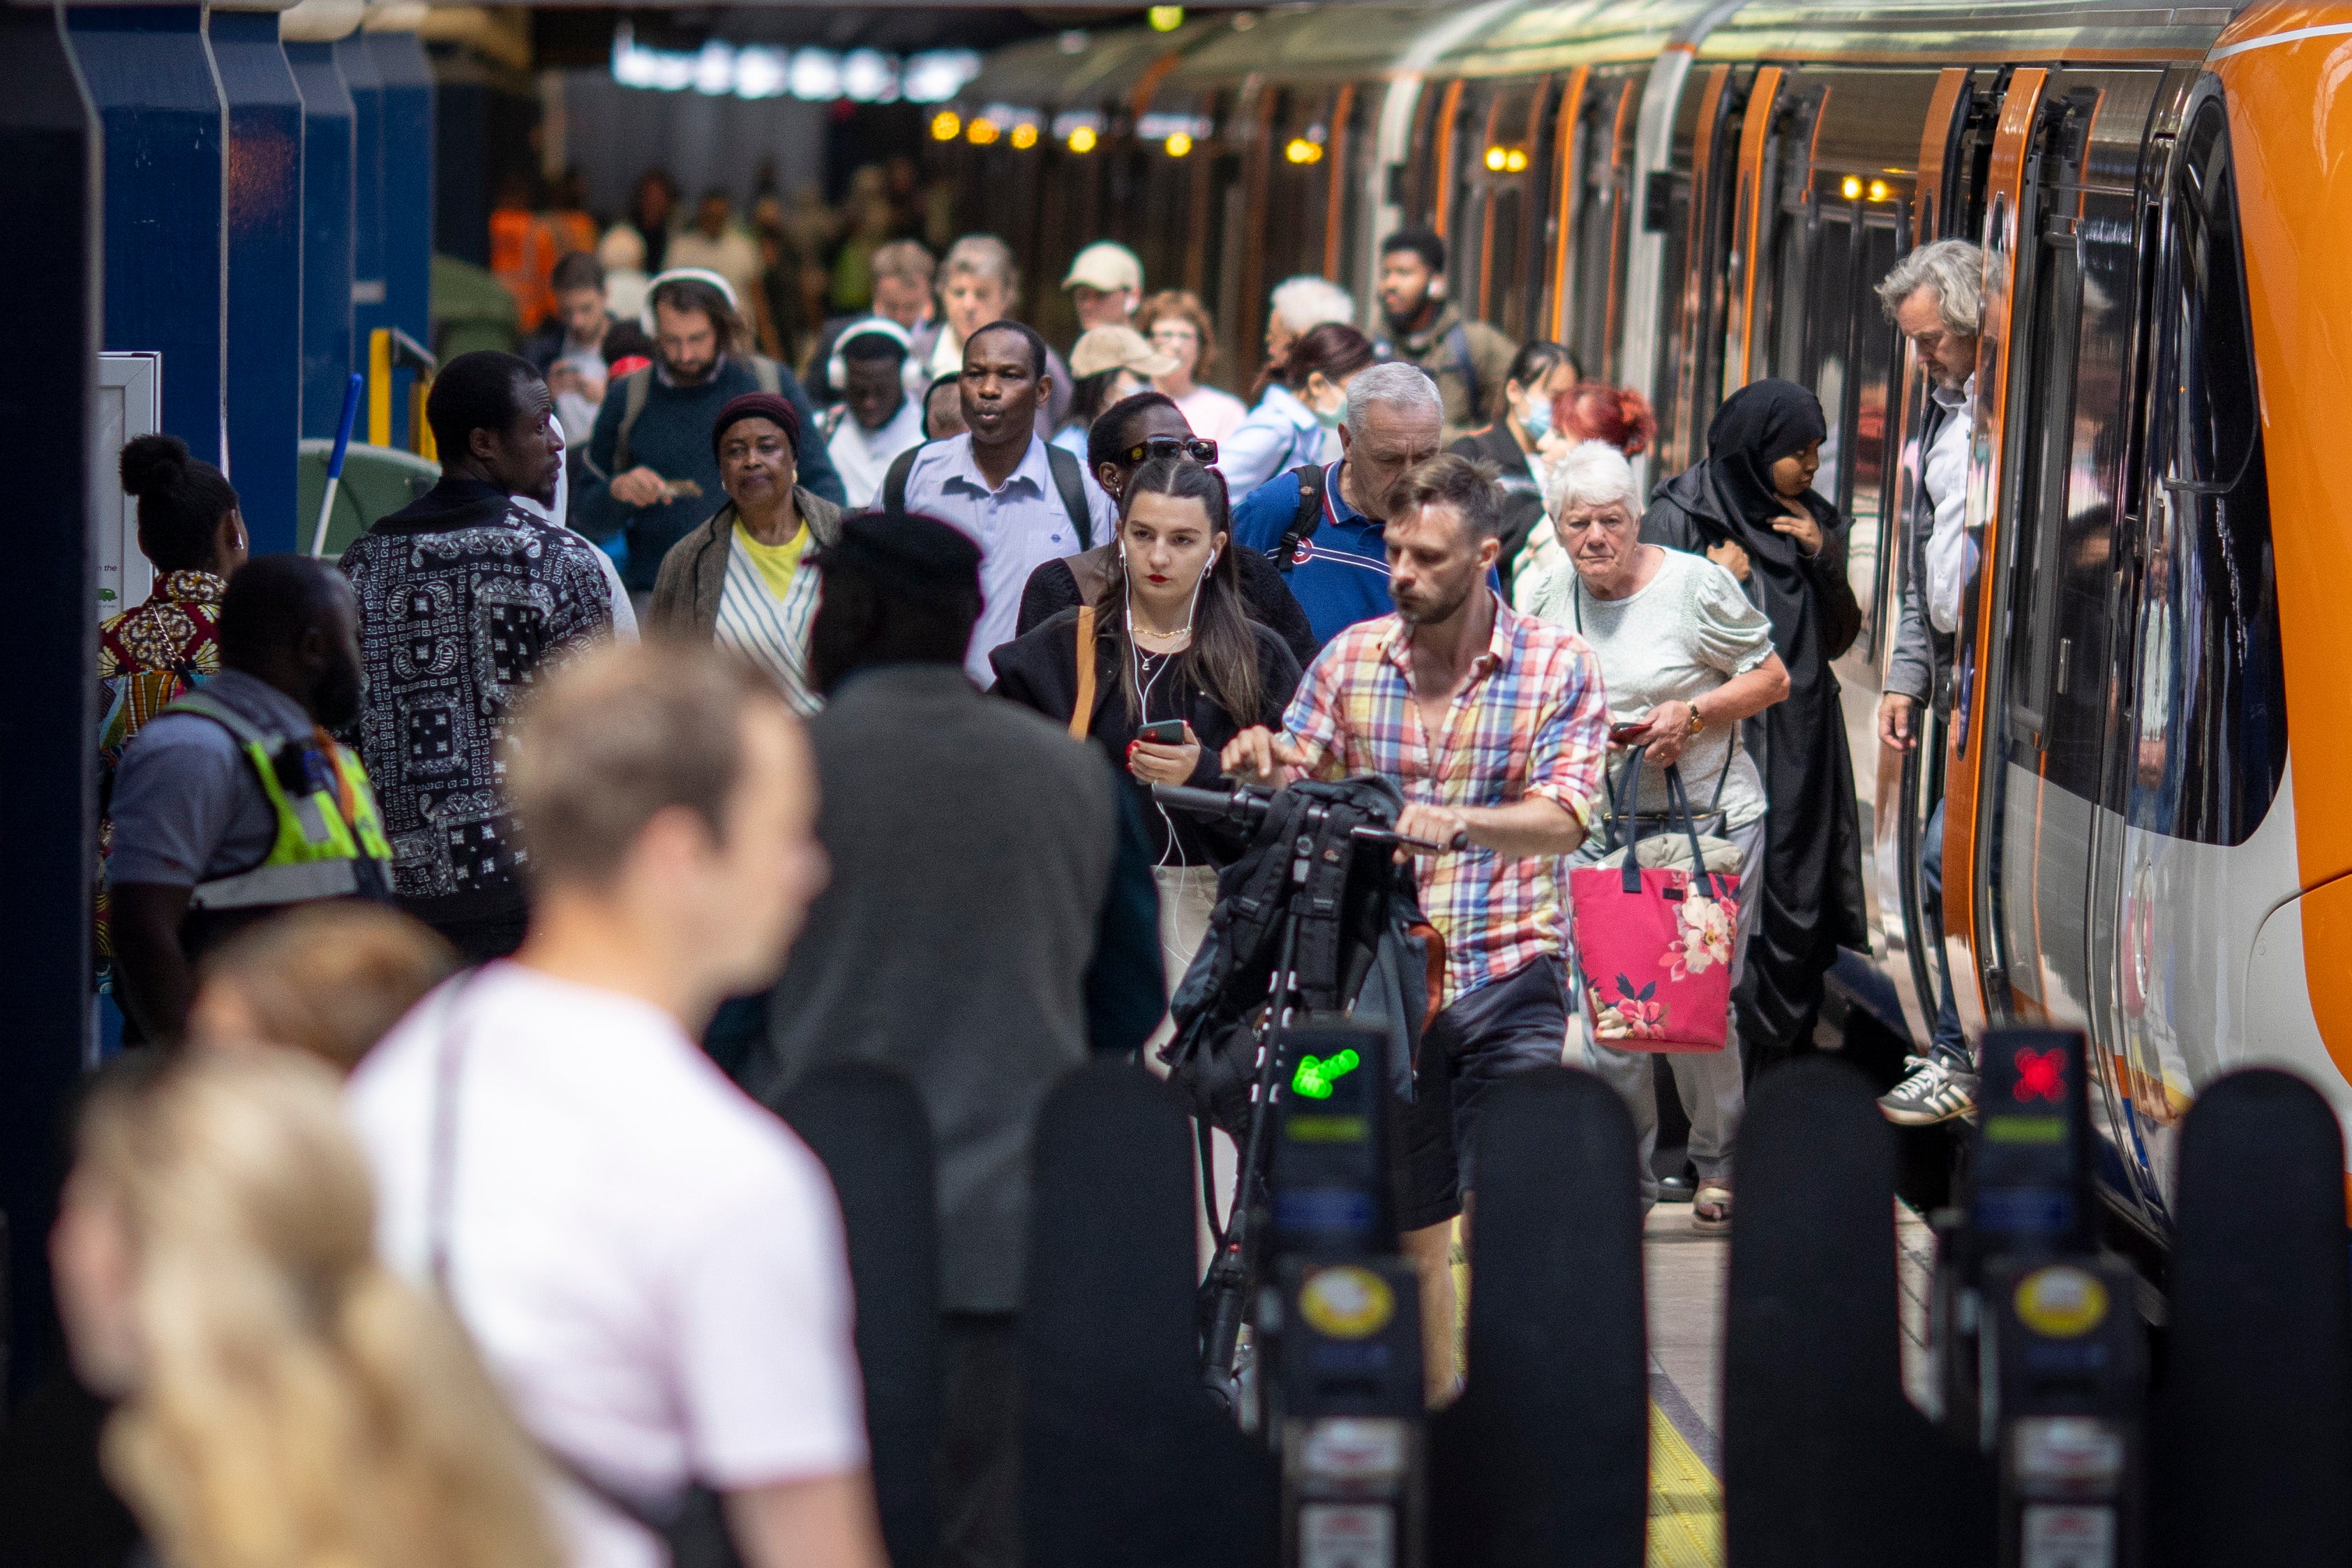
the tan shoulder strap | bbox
[1070,606,1097,740]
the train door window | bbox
[1653,65,1742,476]
[1471,80,1545,340]
[1329,82,1378,300]
[1263,87,1330,325]
[1568,74,1634,382]
[2122,96,2286,846]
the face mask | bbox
[1520,398,1553,440]
[1312,396,1345,431]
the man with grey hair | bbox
[1873,236,1982,1124]
[1230,361,1448,647]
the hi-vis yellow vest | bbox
[165,688,394,912]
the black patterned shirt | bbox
[340,479,612,921]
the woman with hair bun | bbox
[100,435,248,761]
[51,1048,562,1568]
[1513,384,1658,605]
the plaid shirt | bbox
[1282,595,1610,1009]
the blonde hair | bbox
[195,904,458,1074]
[80,1051,561,1568]
[940,234,1019,303]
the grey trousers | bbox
[1571,815,1767,1207]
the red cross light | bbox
[2013,1047,2067,1103]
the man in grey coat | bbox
[744,510,1161,1568]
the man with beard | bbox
[107,555,393,1043]
[1372,229,1518,443]
[339,351,614,963]
[575,272,845,599]
[1222,453,1608,1393]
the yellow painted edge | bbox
[1647,1401,1724,1568]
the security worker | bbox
[110,555,391,1043]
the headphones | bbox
[641,267,739,330]
[827,316,915,393]
[1428,275,1448,301]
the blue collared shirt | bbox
[899,432,1118,683]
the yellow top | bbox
[733,518,809,602]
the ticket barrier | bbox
[1721,1041,2352,1568]
[1020,1058,1648,1568]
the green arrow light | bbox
[1291,1049,1362,1100]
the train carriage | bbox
[947,0,2352,1238]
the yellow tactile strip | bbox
[1648,1401,1724,1568]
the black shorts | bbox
[1391,1020,1462,1232]
[1428,953,1569,1192]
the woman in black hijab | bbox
[1642,378,1868,1078]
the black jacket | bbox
[989,608,1301,865]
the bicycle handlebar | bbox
[1150,783,1468,853]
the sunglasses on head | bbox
[1121,436,1219,465]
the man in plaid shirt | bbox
[1224,452,1608,1387]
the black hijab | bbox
[1697,377,1830,571]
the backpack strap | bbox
[1271,463,1327,574]
[881,442,928,515]
[1446,323,1481,421]
[1070,606,1098,740]
[1044,442,1093,550]
[613,367,652,474]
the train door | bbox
[2095,82,2291,1212]
[1649,63,1745,476]
[1557,69,1640,384]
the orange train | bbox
[947,0,2352,1233]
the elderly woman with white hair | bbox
[1528,440,1790,1232]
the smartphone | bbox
[1608,720,1649,744]
[1137,719,1187,745]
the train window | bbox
[2123,99,2286,846]
[1654,66,1741,475]
[1566,75,1634,382]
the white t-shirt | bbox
[347,963,868,1568]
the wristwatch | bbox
[1686,703,1706,737]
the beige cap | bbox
[1070,325,1179,379]
[1062,241,1144,294]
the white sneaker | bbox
[1878,1056,1977,1125]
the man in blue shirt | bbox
[1230,361,1446,647]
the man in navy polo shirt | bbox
[1231,361,1446,647]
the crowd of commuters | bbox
[51,212,1988,1568]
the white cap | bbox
[1062,241,1143,294]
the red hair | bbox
[1553,384,1656,456]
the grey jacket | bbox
[643,488,843,644]
[1885,392,1958,705]
[748,664,1124,1313]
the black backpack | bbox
[1159,775,1435,1136]
[878,439,1095,550]
[1268,461,1328,574]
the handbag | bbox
[1568,747,1742,1054]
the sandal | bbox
[1692,1182,1732,1234]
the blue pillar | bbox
[286,36,354,439]
[0,2,100,1406]
[369,28,432,448]
[66,4,227,466]
[335,29,384,428]
[213,7,303,553]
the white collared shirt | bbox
[1923,375,1975,633]
[827,393,927,510]
[899,430,1118,683]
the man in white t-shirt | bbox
[348,641,883,1568]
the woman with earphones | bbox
[991,455,1303,990]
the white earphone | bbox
[827,316,915,393]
